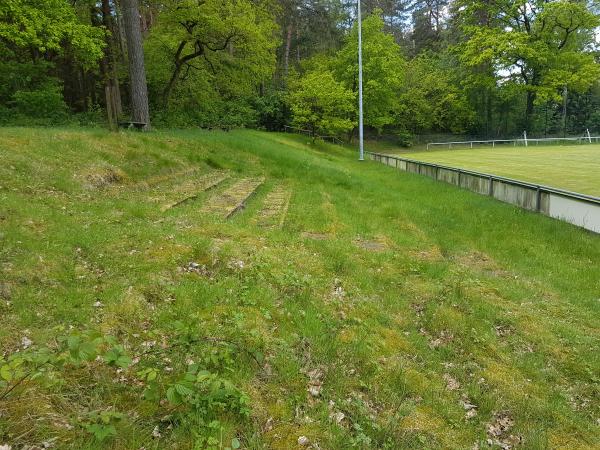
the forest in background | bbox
[1,0,599,143]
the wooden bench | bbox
[118,121,147,130]
[203,126,232,132]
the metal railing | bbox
[427,134,600,150]
[367,151,600,234]
[283,125,344,146]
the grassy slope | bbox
[383,145,600,197]
[0,127,599,450]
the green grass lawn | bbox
[0,127,599,449]
[384,144,600,197]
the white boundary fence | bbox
[367,152,600,234]
[426,130,600,150]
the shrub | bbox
[0,61,54,104]
[289,69,355,137]
[73,104,106,127]
[394,130,413,147]
[12,84,69,124]
[253,91,290,131]
[0,104,11,125]
[152,98,258,130]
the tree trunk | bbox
[284,23,293,77]
[562,85,568,137]
[122,0,150,129]
[544,101,549,137]
[525,90,535,132]
[486,87,492,138]
[296,26,301,64]
[163,61,184,107]
[114,1,128,64]
[101,0,121,130]
[140,9,147,33]
[113,67,123,116]
[162,41,207,107]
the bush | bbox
[152,98,258,130]
[394,130,413,147]
[0,104,12,125]
[0,63,72,126]
[253,91,290,131]
[73,104,106,127]
[289,69,355,137]
[220,100,257,129]
[0,61,54,104]
[12,84,69,124]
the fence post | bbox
[524,130,528,147]
[587,128,592,144]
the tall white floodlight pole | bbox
[358,0,365,161]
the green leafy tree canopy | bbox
[334,11,405,133]
[289,68,355,137]
[0,0,105,67]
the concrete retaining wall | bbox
[368,152,600,234]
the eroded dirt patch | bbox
[411,245,444,262]
[0,282,12,300]
[354,237,388,252]
[301,231,331,241]
[485,411,522,449]
[453,251,511,278]
[78,165,127,189]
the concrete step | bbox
[136,168,199,190]
[160,171,229,211]
[254,185,291,229]
[202,177,265,218]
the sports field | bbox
[389,145,600,197]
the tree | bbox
[350,0,412,42]
[455,0,599,131]
[0,0,105,123]
[147,0,277,107]
[295,1,348,58]
[334,11,405,134]
[89,0,123,129]
[122,0,151,129]
[278,0,300,79]
[99,0,123,129]
[0,0,105,66]
[289,68,355,137]
[398,52,475,134]
[410,6,441,54]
